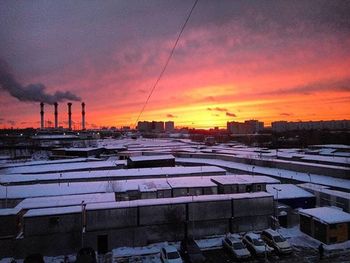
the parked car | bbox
[180,237,206,263]
[242,233,273,257]
[76,247,97,263]
[261,229,292,255]
[222,236,251,260]
[160,246,183,263]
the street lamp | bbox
[272,186,281,229]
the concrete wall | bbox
[87,208,138,230]
[0,215,18,237]
[188,201,232,221]
[24,213,82,237]
[139,204,186,225]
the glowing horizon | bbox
[1,1,350,129]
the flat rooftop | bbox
[212,174,280,185]
[299,207,350,224]
[24,192,273,217]
[0,165,226,184]
[266,184,314,199]
[128,154,175,162]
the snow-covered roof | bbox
[212,174,280,185]
[310,144,350,150]
[299,183,350,200]
[16,193,116,210]
[266,184,314,199]
[0,157,99,169]
[32,135,78,139]
[24,205,82,217]
[55,147,103,152]
[128,154,175,162]
[0,207,22,216]
[299,207,350,224]
[1,160,123,174]
[176,157,350,191]
[24,192,273,217]
[166,177,217,188]
[113,178,171,192]
[298,183,330,191]
[0,166,225,184]
[0,181,113,199]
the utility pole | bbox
[272,186,281,229]
[81,200,86,248]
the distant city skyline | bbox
[1,1,350,129]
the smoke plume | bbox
[0,59,81,104]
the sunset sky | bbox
[0,0,350,129]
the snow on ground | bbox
[279,226,350,253]
[3,227,350,262]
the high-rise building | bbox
[152,121,164,132]
[227,120,264,134]
[271,120,350,132]
[165,121,175,132]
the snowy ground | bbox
[2,227,350,262]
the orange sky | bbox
[0,1,350,129]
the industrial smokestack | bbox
[54,102,58,129]
[81,102,86,130]
[40,102,44,129]
[67,102,72,130]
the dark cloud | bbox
[166,114,177,118]
[0,59,81,104]
[259,78,350,97]
[226,112,236,117]
[207,107,228,112]
[7,120,16,126]
[280,113,292,116]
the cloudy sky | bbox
[0,0,350,129]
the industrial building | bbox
[0,166,227,206]
[0,192,273,257]
[39,102,86,130]
[227,120,264,134]
[127,154,175,168]
[52,147,104,158]
[299,183,350,213]
[212,175,279,193]
[299,207,350,244]
[137,121,166,133]
[271,120,350,132]
[266,184,316,209]
[165,121,175,132]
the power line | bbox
[135,0,199,127]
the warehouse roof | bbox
[128,154,175,162]
[167,177,217,188]
[266,184,314,199]
[299,207,350,224]
[212,174,280,185]
[24,192,273,217]
[0,166,225,185]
